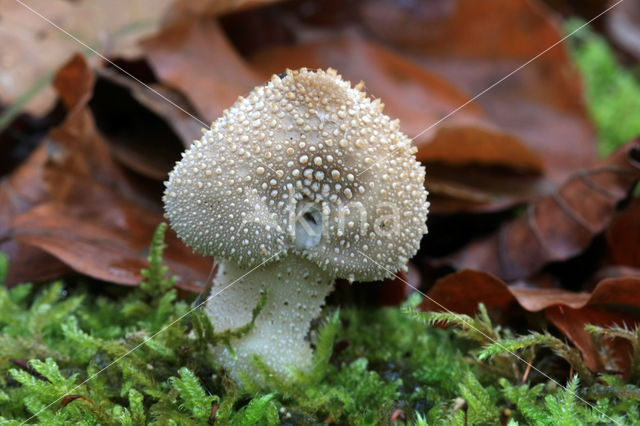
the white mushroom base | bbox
[205,255,334,380]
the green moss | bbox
[2,227,640,425]
[567,19,640,157]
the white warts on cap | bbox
[163,68,429,282]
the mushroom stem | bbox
[205,254,335,379]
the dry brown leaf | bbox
[0,144,48,227]
[49,57,139,204]
[444,140,640,281]
[0,144,69,286]
[422,270,640,373]
[4,54,210,291]
[421,270,590,317]
[606,198,640,268]
[10,203,207,292]
[417,126,542,172]
[0,242,69,288]
[592,266,640,283]
[360,0,584,112]
[60,394,94,408]
[545,277,640,373]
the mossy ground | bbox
[1,225,640,425]
[1,24,640,426]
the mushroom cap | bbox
[164,68,428,281]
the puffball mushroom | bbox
[163,68,428,379]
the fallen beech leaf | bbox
[52,54,95,112]
[606,198,640,268]
[0,144,49,227]
[0,145,69,286]
[142,18,261,122]
[11,203,206,292]
[0,0,174,116]
[49,56,146,205]
[422,270,640,372]
[0,242,69,288]
[592,266,640,283]
[445,140,640,281]
[358,0,596,183]
[421,270,589,316]
[56,56,188,182]
[19,203,136,274]
[545,277,640,373]
[4,54,210,291]
[417,126,542,172]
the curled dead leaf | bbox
[422,270,640,373]
[444,140,640,281]
[417,126,543,172]
[10,203,207,292]
[426,164,546,214]
[0,144,69,286]
[4,53,210,291]
[606,198,640,268]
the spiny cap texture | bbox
[163,68,428,281]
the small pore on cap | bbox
[295,201,323,251]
